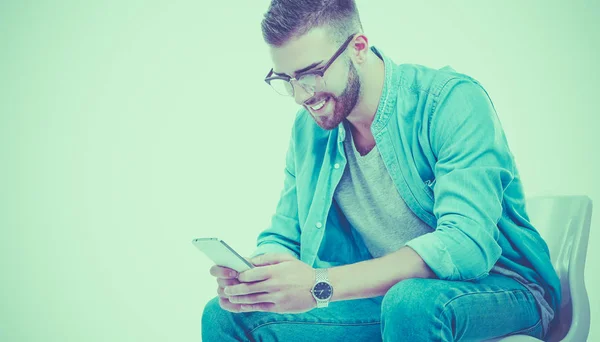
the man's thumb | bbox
[250,253,295,266]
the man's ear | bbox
[350,34,369,65]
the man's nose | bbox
[292,81,313,106]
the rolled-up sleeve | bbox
[249,127,301,260]
[405,80,513,281]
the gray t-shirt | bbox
[333,122,433,258]
[333,121,553,334]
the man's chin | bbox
[314,115,342,131]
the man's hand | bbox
[223,253,317,314]
[209,257,252,313]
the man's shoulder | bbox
[395,63,482,98]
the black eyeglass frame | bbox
[264,33,357,96]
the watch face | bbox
[313,282,332,300]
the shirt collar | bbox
[337,46,399,143]
[370,45,400,134]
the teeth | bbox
[310,98,327,111]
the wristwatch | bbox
[310,268,333,308]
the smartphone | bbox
[192,238,255,272]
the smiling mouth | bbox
[306,96,330,113]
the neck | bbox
[345,49,385,137]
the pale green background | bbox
[0,1,598,341]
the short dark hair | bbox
[261,0,363,47]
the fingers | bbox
[228,292,277,304]
[224,279,274,296]
[209,265,239,279]
[217,283,236,299]
[209,261,272,283]
[251,253,296,266]
[218,295,276,313]
[217,286,229,298]
[217,278,241,300]
[217,277,240,288]
[237,266,272,283]
[218,297,243,313]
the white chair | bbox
[489,195,592,342]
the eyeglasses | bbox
[264,33,357,97]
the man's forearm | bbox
[327,246,436,302]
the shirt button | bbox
[334,163,340,169]
[315,222,323,229]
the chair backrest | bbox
[525,196,592,342]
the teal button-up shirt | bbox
[250,46,560,314]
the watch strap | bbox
[315,268,329,282]
[313,268,332,308]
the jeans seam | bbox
[506,317,542,336]
[249,320,381,335]
[440,288,531,310]
[437,288,535,340]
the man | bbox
[202,0,560,341]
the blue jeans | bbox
[201,274,543,341]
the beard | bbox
[306,61,361,130]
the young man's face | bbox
[268,28,361,130]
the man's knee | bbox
[381,278,453,339]
[382,278,440,319]
[201,297,235,340]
